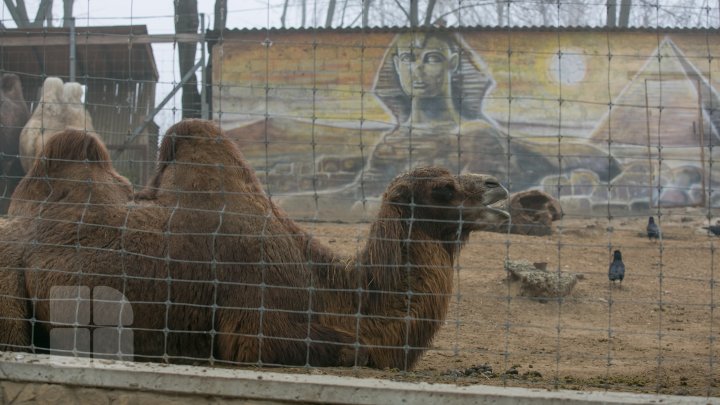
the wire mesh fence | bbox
[0,0,719,400]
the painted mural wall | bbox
[212,29,720,220]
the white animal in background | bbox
[18,77,97,172]
[63,81,95,133]
[19,77,64,172]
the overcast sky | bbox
[70,1,280,31]
[68,1,277,130]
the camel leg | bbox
[307,323,369,367]
[216,310,367,367]
[0,266,31,351]
[359,316,440,371]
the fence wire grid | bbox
[0,0,719,400]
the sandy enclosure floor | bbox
[285,208,720,397]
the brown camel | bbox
[0,119,509,370]
[0,129,134,352]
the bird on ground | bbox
[702,220,720,236]
[646,216,660,240]
[608,250,625,285]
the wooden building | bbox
[0,25,159,184]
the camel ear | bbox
[385,183,410,203]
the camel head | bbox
[379,166,509,243]
[456,172,510,232]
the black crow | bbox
[646,216,660,240]
[703,221,720,236]
[609,250,625,284]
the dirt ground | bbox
[287,208,720,398]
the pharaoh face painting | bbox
[374,31,496,127]
[392,34,460,100]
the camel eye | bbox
[431,184,456,203]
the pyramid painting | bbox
[590,36,718,147]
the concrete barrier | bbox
[0,352,717,404]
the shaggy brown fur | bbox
[0,216,29,350]
[8,129,127,218]
[0,129,134,352]
[306,167,510,369]
[0,74,30,214]
[0,119,509,371]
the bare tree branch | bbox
[325,0,336,27]
[14,0,29,25]
[362,0,372,27]
[63,0,74,27]
[32,0,52,28]
[339,0,349,25]
[410,0,418,27]
[496,0,506,26]
[4,0,30,27]
[607,0,617,26]
[321,0,691,28]
[301,0,307,27]
[281,0,289,28]
[432,2,492,26]
[174,0,201,119]
[213,0,226,30]
[424,0,437,26]
[391,0,410,21]
[618,0,631,26]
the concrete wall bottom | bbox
[0,352,716,405]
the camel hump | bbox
[1,73,21,94]
[40,77,64,102]
[158,119,224,163]
[62,82,84,103]
[30,129,110,175]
